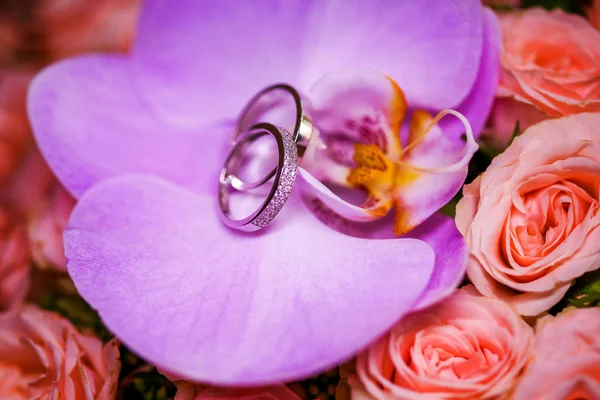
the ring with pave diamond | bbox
[229,84,313,192]
[219,122,299,231]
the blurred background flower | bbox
[0,304,121,399]
[587,0,600,29]
[0,204,29,311]
[28,183,75,271]
[512,307,600,399]
[497,8,600,117]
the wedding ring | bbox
[219,123,298,231]
[230,84,313,191]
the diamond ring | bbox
[229,84,313,192]
[219,123,298,231]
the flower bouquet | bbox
[0,0,599,399]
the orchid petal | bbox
[439,8,502,140]
[394,109,477,234]
[406,214,468,311]
[303,201,467,310]
[65,174,436,384]
[132,0,484,126]
[297,169,386,222]
[28,54,231,198]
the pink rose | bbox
[456,113,600,316]
[164,374,301,400]
[588,0,600,30]
[0,71,33,183]
[0,304,121,400]
[0,205,29,312]
[350,287,534,399]
[498,8,600,116]
[513,307,600,399]
[28,183,76,272]
[482,98,547,149]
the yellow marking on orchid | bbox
[347,142,421,224]
[353,143,388,171]
[386,77,408,157]
[349,144,394,191]
[406,110,434,151]
[343,106,474,236]
[394,204,414,236]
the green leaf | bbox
[118,368,177,400]
[440,194,461,218]
[523,0,573,12]
[507,120,521,147]
[37,290,113,342]
[566,270,600,308]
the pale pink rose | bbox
[513,307,600,400]
[36,0,141,60]
[588,0,600,30]
[0,70,33,183]
[350,287,534,400]
[28,183,76,272]
[456,113,600,316]
[498,8,600,116]
[0,304,121,400]
[0,205,29,312]
[482,98,547,148]
[165,374,301,400]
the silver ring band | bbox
[219,123,298,231]
[230,84,312,191]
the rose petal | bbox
[28,54,232,199]
[65,174,436,384]
[132,0,484,125]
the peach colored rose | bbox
[0,70,33,183]
[588,0,600,30]
[0,205,29,312]
[456,113,600,316]
[483,98,547,149]
[350,287,534,400]
[513,307,600,400]
[164,374,301,400]
[28,183,75,272]
[0,304,120,400]
[36,0,141,60]
[498,8,600,117]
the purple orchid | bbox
[28,0,500,385]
